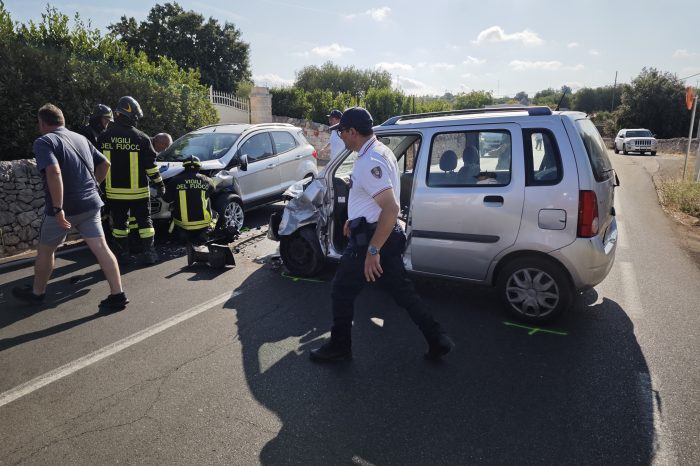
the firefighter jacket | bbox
[97,121,163,200]
[163,170,215,230]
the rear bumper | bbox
[551,217,617,290]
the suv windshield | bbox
[577,119,613,182]
[158,132,240,162]
[626,130,653,138]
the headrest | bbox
[439,150,458,172]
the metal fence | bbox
[209,87,249,111]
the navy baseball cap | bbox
[327,109,342,119]
[331,107,373,132]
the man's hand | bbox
[55,210,71,230]
[364,253,383,282]
[343,219,350,238]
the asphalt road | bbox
[0,152,698,465]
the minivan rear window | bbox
[576,119,613,182]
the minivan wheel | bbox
[280,226,324,277]
[496,257,573,323]
[214,194,244,232]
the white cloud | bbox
[253,73,294,87]
[310,43,354,58]
[366,6,391,21]
[565,82,584,91]
[589,49,600,56]
[461,73,473,78]
[474,26,544,45]
[673,49,698,58]
[376,62,414,72]
[567,64,585,71]
[567,42,580,48]
[509,60,562,71]
[447,43,460,51]
[429,63,455,71]
[394,76,441,95]
[463,56,486,65]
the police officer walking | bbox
[162,156,215,244]
[98,96,165,264]
[309,107,454,362]
[77,104,113,147]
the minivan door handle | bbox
[484,195,504,205]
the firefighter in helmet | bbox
[97,96,165,264]
[163,155,216,244]
[77,104,113,147]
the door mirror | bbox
[227,152,249,171]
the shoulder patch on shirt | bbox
[371,166,382,179]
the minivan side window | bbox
[524,129,562,186]
[427,131,511,187]
[240,133,274,162]
[271,131,298,154]
[576,119,613,182]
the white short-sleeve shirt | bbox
[348,137,400,223]
[329,130,344,160]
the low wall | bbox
[272,116,332,160]
[0,160,45,257]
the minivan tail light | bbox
[577,190,599,238]
[312,149,317,159]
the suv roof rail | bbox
[250,122,295,128]
[380,106,553,126]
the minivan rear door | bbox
[408,124,525,281]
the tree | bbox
[453,91,493,109]
[615,68,690,138]
[108,2,250,93]
[514,91,529,105]
[294,62,391,98]
[364,88,405,124]
[532,86,572,109]
[270,87,310,119]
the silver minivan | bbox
[269,107,619,322]
[154,123,318,230]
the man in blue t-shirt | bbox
[12,103,128,311]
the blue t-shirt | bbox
[33,127,107,216]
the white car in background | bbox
[614,128,657,155]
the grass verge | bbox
[659,178,700,219]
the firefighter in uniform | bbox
[162,156,215,244]
[98,96,165,264]
[309,107,454,363]
[77,104,113,147]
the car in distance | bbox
[269,106,620,323]
[153,123,318,231]
[614,128,657,155]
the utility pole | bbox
[611,71,618,112]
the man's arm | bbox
[94,158,110,183]
[364,189,400,282]
[45,164,71,229]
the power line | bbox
[679,71,700,81]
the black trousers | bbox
[330,225,443,347]
[108,198,154,239]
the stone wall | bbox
[0,160,45,257]
[272,116,332,160]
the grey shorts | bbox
[39,208,104,246]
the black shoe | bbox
[142,249,158,265]
[12,285,45,304]
[99,292,129,311]
[309,341,352,362]
[425,334,455,361]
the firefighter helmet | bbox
[91,104,114,122]
[115,96,143,123]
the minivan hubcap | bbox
[505,268,559,317]
[224,202,244,231]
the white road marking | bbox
[619,261,643,317]
[636,372,678,465]
[616,219,628,249]
[0,291,239,409]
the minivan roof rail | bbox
[380,106,553,126]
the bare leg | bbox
[33,243,59,295]
[84,236,123,294]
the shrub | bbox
[660,178,700,219]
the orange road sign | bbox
[688,87,696,110]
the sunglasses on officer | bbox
[336,126,353,136]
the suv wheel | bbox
[280,226,324,277]
[613,143,619,154]
[622,144,628,155]
[214,194,244,232]
[496,256,573,323]
[651,151,656,156]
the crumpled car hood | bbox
[277,177,329,237]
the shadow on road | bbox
[228,265,655,465]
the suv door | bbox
[271,130,303,191]
[407,124,525,281]
[235,132,281,202]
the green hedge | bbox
[0,4,217,161]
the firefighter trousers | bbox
[108,198,155,239]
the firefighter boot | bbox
[112,237,131,265]
[142,237,159,265]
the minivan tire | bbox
[214,194,244,232]
[280,225,324,277]
[496,256,573,323]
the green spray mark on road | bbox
[281,272,325,283]
[503,321,568,336]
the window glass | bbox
[525,130,562,185]
[240,133,274,162]
[427,131,511,187]
[158,133,239,162]
[271,131,297,153]
[576,119,613,181]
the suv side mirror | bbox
[227,152,249,171]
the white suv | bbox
[614,128,657,155]
[269,107,620,323]
[153,123,318,230]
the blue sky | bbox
[5,0,699,97]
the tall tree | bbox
[294,62,391,98]
[108,2,250,93]
[452,90,493,109]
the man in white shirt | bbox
[309,107,454,363]
[322,109,344,161]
